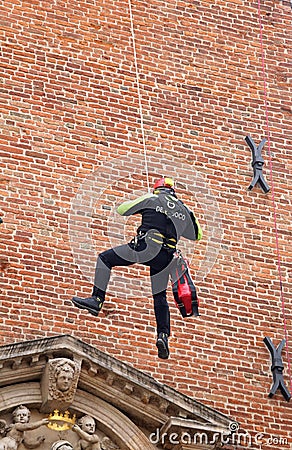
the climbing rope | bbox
[128,0,151,193]
[257,0,292,391]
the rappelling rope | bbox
[257,0,292,391]
[128,0,151,193]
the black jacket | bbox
[117,188,202,243]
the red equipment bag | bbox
[170,251,199,318]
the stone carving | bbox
[73,416,120,450]
[73,415,101,450]
[0,405,49,449]
[50,441,74,450]
[41,358,80,412]
[51,359,77,399]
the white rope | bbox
[128,0,151,193]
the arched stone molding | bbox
[0,382,41,411]
[73,390,156,450]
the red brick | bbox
[0,0,292,447]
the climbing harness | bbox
[131,230,177,252]
[257,0,292,391]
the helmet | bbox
[153,177,174,192]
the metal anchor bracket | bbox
[264,336,291,402]
[245,135,270,193]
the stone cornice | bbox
[0,334,237,449]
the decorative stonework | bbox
[73,414,103,450]
[47,410,76,432]
[0,405,48,449]
[41,358,81,412]
[0,335,236,449]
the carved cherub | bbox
[72,415,101,450]
[0,405,49,449]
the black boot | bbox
[72,296,104,317]
[156,332,169,359]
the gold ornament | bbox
[47,410,76,431]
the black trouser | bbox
[92,238,174,335]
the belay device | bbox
[170,251,199,318]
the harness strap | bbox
[142,231,177,250]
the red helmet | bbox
[153,177,174,191]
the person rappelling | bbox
[72,177,202,359]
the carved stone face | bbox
[13,407,30,424]
[55,366,74,392]
[81,416,95,434]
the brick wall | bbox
[0,0,291,448]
